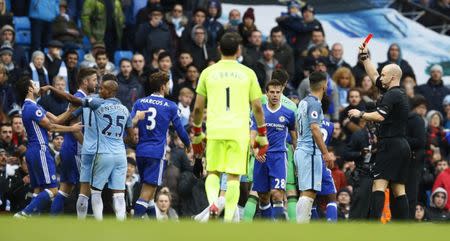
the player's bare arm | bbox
[192,94,206,126]
[45,106,77,125]
[39,116,83,133]
[359,44,379,82]
[40,85,83,106]
[123,127,136,145]
[290,130,298,150]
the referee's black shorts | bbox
[372,137,411,184]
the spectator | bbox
[443,95,450,129]
[4,155,32,212]
[177,87,194,127]
[125,157,140,214]
[94,49,116,78]
[166,3,189,38]
[299,46,322,84]
[173,63,199,99]
[27,50,49,87]
[173,51,193,81]
[415,203,428,222]
[0,25,27,69]
[270,27,295,83]
[10,115,26,154]
[238,8,257,45]
[181,8,207,47]
[337,188,351,220]
[0,123,13,154]
[339,88,365,140]
[327,43,351,76]
[80,42,113,69]
[116,59,144,111]
[426,187,450,221]
[360,75,379,102]
[29,0,59,52]
[377,43,415,80]
[135,0,162,26]
[131,53,150,91]
[204,1,223,50]
[63,49,79,94]
[242,30,262,69]
[50,132,63,156]
[155,51,175,97]
[332,67,355,110]
[255,42,278,89]
[0,41,21,86]
[0,63,16,114]
[149,187,179,220]
[51,0,82,48]
[135,5,174,62]
[416,64,450,116]
[304,29,329,58]
[182,24,217,71]
[37,76,69,115]
[222,9,241,34]
[425,110,449,166]
[148,48,166,73]
[0,0,12,28]
[297,58,340,120]
[352,51,370,87]
[433,162,450,211]
[81,0,124,58]
[402,75,417,100]
[277,3,322,54]
[44,40,66,86]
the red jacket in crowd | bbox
[433,168,450,210]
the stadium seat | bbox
[15,30,31,46]
[82,36,92,53]
[5,0,10,12]
[77,49,85,63]
[114,50,133,67]
[13,16,31,31]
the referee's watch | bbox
[359,111,365,119]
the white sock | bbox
[113,193,126,221]
[76,194,89,219]
[91,189,103,221]
[216,196,226,213]
[296,196,314,223]
[238,205,245,221]
[194,205,211,223]
[232,205,240,223]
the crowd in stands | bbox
[0,0,449,221]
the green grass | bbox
[0,216,448,241]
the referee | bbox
[348,43,411,220]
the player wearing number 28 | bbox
[192,32,268,222]
[131,72,191,218]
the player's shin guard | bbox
[259,203,273,219]
[22,189,53,215]
[113,193,126,221]
[287,196,297,222]
[224,180,240,222]
[369,191,385,220]
[326,202,338,222]
[133,199,149,218]
[76,194,89,219]
[394,195,409,220]
[91,189,103,221]
[50,191,69,215]
[205,174,221,205]
[243,195,258,221]
[296,196,314,223]
[273,201,285,220]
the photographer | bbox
[343,117,376,220]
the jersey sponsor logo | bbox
[311,111,318,119]
[279,116,286,122]
[35,109,43,117]
[177,108,182,117]
[52,175,56,180]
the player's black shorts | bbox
[372,137,411,183]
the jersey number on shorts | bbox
[274,178,286,189]
[226,87,230,111]
[320,127,328,141]
[102,114,125,137]
[145,107,157,131]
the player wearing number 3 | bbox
[131,72,191,218]
[192,32,267,222]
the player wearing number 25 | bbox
[192,32,268,222]
[131,71,191,218]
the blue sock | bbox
[50,191,68,215]
[326,202,338,222]
[260,203,273,220]
[134,199,149,218]
[272,201,285,220]
[23,190,51,215]
[311,206,320,219]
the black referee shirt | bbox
[376,86,410,138]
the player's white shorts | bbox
[295,148,322,192]
[91,153,127,190]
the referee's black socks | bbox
[394,195,409,220]
[369,191,385,220]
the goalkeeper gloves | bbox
[253,125,269,157]
[192,124,206,157]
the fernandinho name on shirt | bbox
[97,104,128,114]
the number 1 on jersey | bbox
[226,87,230,111]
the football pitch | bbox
[0,217,448,241]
